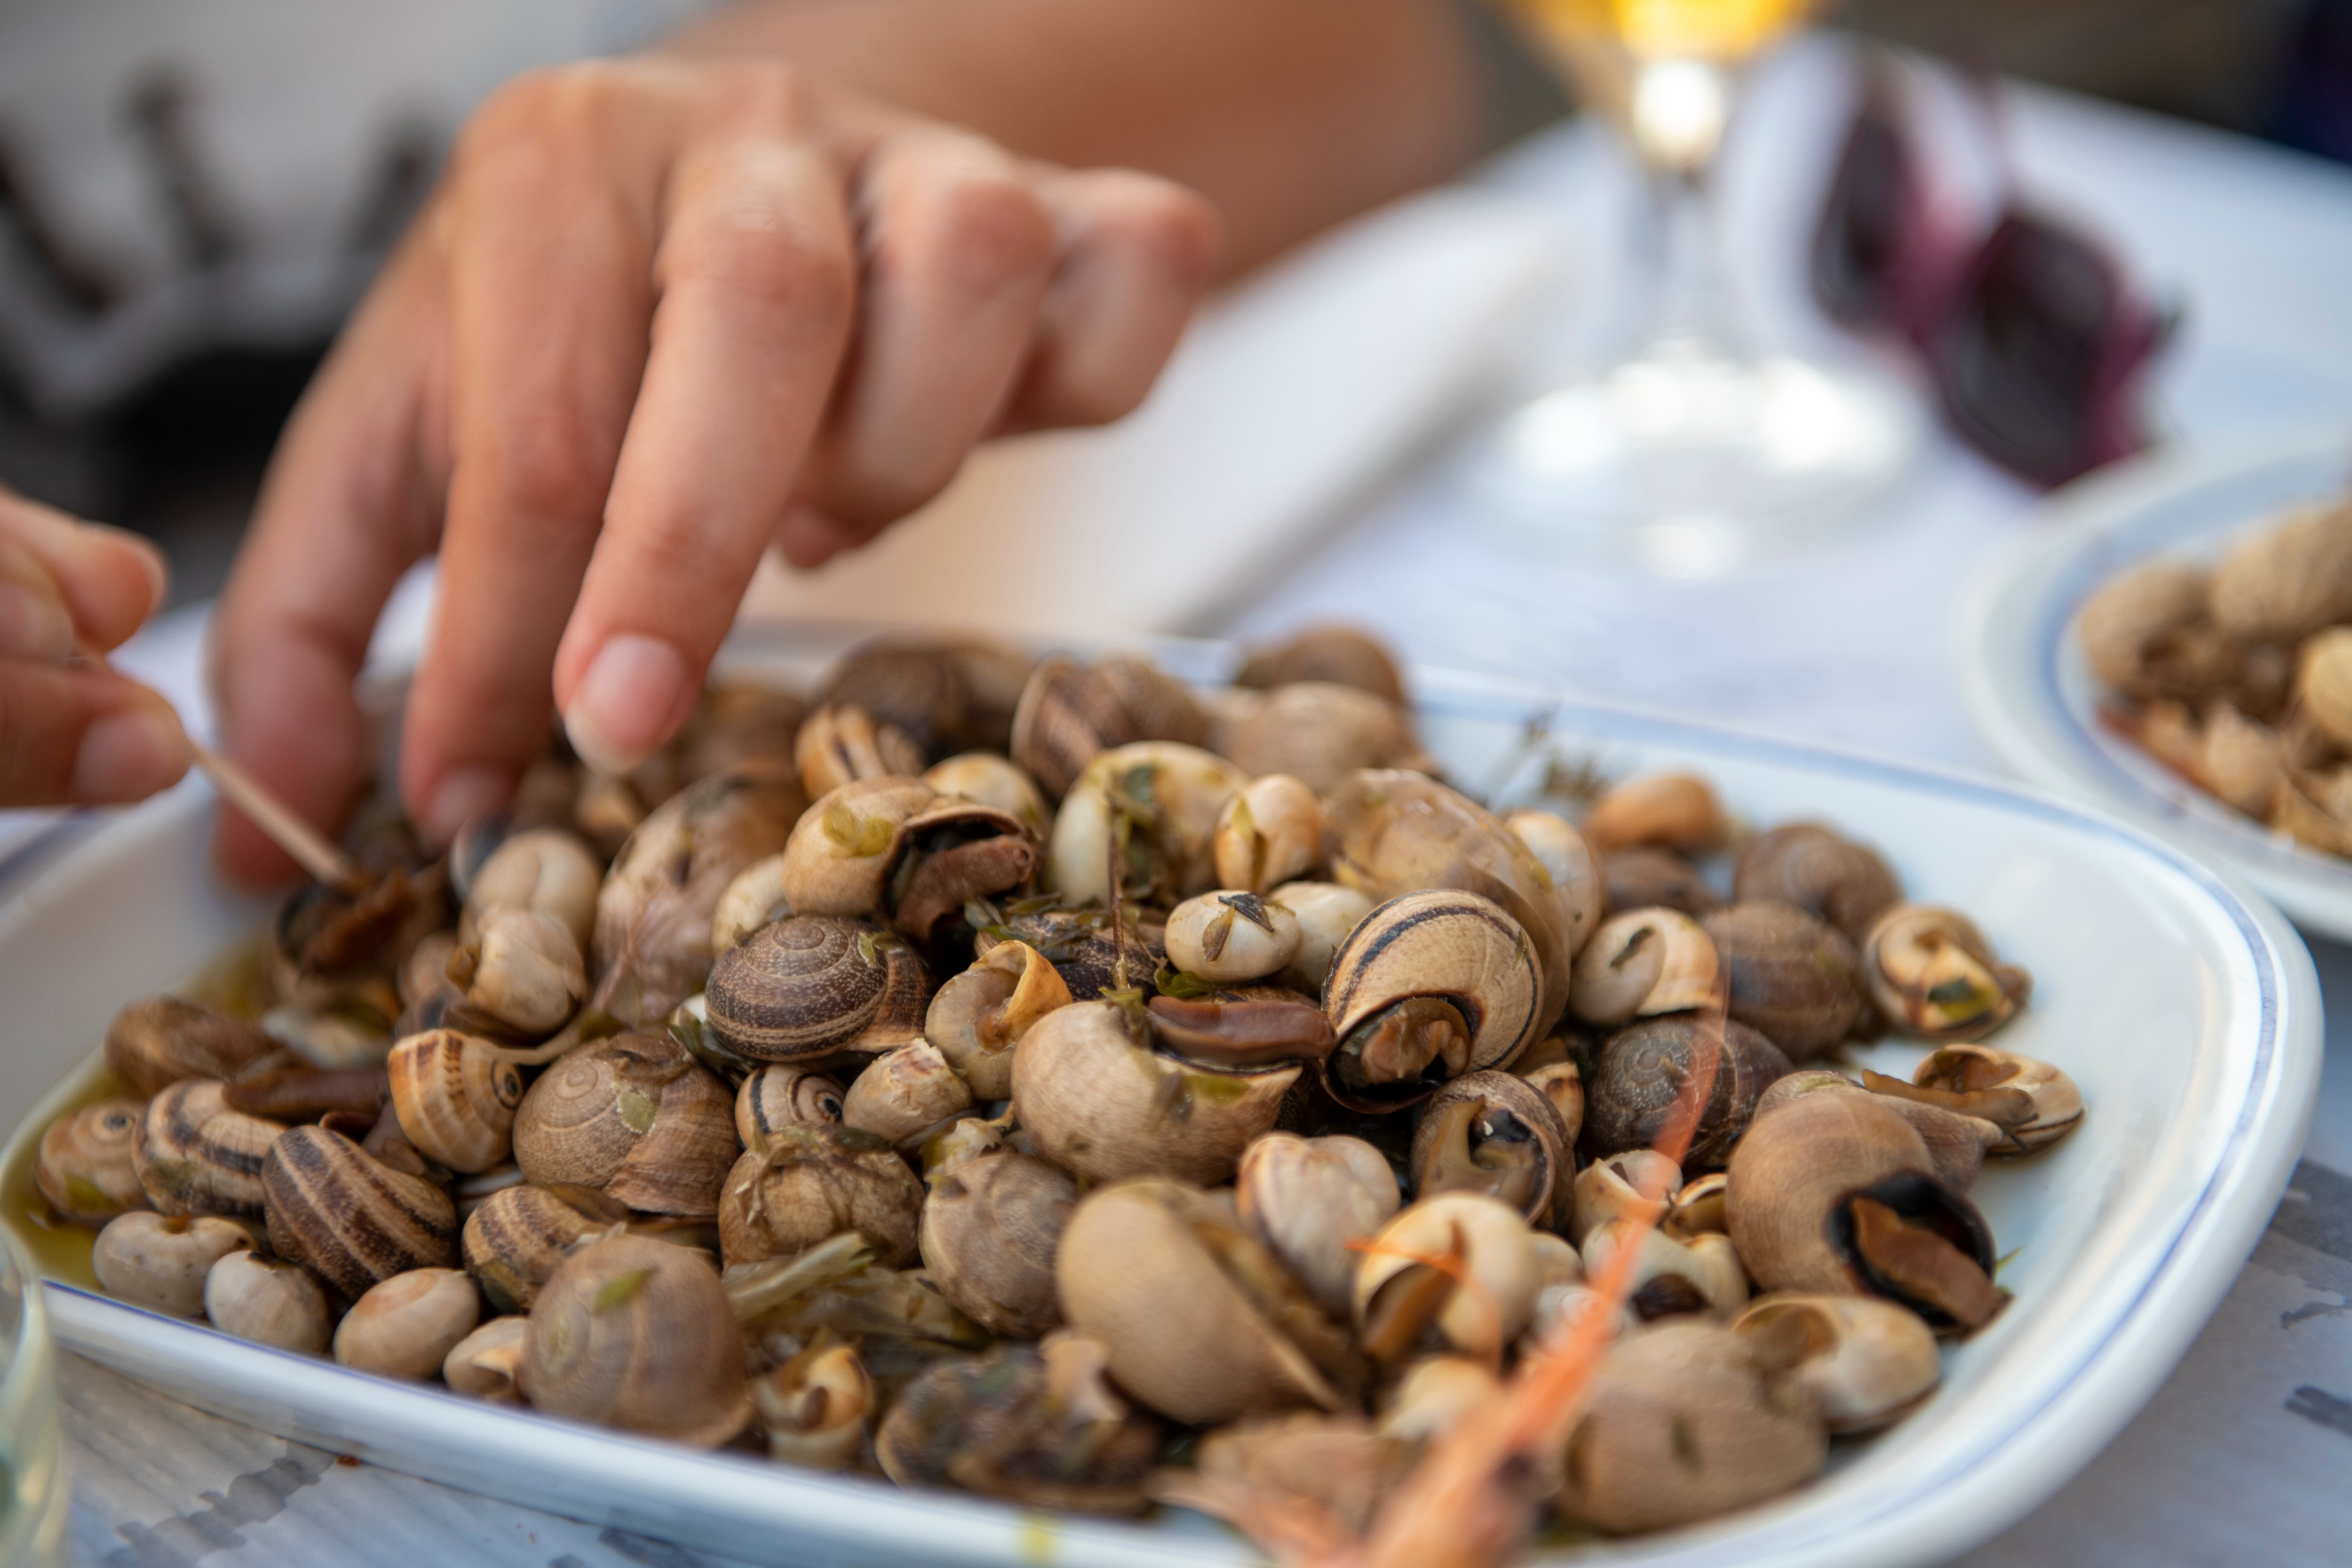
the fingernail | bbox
[564,634,691,775]
[422,765,513,849]
[0,579,74,661]
[73,708,192,804]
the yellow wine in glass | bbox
[1508,0,1812,166]
[1517,0,1811,64]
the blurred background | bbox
[0,0,2348,609]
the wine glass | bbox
[0,1226,65,1568]
[1476,0,1922,573]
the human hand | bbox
[0,486,189,809]
[213,55,1219,883]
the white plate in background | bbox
[1958,428,2352,939]
[0,628,2320,1568]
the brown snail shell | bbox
[36,1098,149,1225]
[710,852,793,955]
[756,1336,874,1470]
[1322,771,1573,1038]
[444,908,587,1041]
[1353,1193,1540,1364]
[794,700,928,801]
[924,752,1051,838]
[2299,628,2352,752]
[1600,847,1724,918]
[462,828,600,949]
[1501,808,1606,962]
[1220,683,1430,795]
[204,1250,333,1353]
[972,907,1168,1002]
[2210,500,2352,641]
[840,1041,974,1146]
[2077,557,2212,693]
[105,997,276,1098]
[1407,1070,1571,1225]
[92,1210,253,1316]
[1584,1016,1792,1170]
[1213,774,1324,893]
[1268,881,1372,992]
[133,1079,286,1219]
[1758,1075,2003,1191]
[1047,741,1250,907]
[1178,1412,1415,1538]
[1519,1059,1585,1149]
[1725,1091,2004,1331]
[1057,1178,1351,1426]
[461,1181,628,1313]
[263,1125,460,1300]
[1234,1132,1400,1320]
[1732,823,1901,942]
[875,1337,1162,1514]
[1569,907,1720,1027]
[1582,773,1725,853]
[509,1033,739,1217]
[919,1150,1078,1337]
[923,938,1071,1101]
[1552,1320,1827,1534]
[716,1122,925,1268]
[1236,625,1406,705]
[1012,1001,1298,1186]
[524,1233,752,1449]
[388,1029,525,1174]
[444,1314,531,1403]
[705,915,932,1062]
[734,1064,846,1152]
[590,758,807,1027]
[1010,653,1207,799]
[1701,901,1866,1060]
[1732,1292,1942,1434]
[672,678,809,784]
[1320,890,1542,1109]
[1862,906,2031,1042]
[820,636,1032,756]
[1863,1043,2084,1156]
[334,1267,480,1379]
[1565,1150,1681,1245]
[1580,1218,1748,1320]
[779,777,1037,941]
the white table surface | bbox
[46,34,2352,1568]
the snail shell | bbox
[1733,1293,1941,1434]
[105,997,276,1098]
[820,637,1026,756]
[1407,1070,1571,1226]
[1221,683,1430,795]
[1565,1150,1682,1245]
[705,915,932,1061]
[1502,808,1605,962]
[1237,626,1406,705]
[840,1041,974,1146]
[444,1314,531,1403]
[779,777,1038,940]
[717,1122,926,1268]
[923,752,1051,839]
[388,1029,525,1174]
[1320,890,1543,1109]
[1214,773,1324,893]
[1599,847,1724,919]
[263,1126,460,1299]
[1057,1178,1350,1426]
[591,759,807,1027]
[919,1150,1078,1337]
[1863,1043,2084,1156]
[1354,1193,1540,1364]
[757,1337,874,1470]
[2077,557,2211,692]
[1048,741,1251,907]
[462,828,599,949]
[1552,1320,1826,1534]
[1234,1132,1400,1320]
[1701,901,1866,1059]
[710,852,793,955]
[734,1064,846,1152]
[1013,1001,1298,1186]
[205,1250,333,1354]
[875,1339,1163,1513]
[510,1033,739,1217]
[1165,891,1303,984]
[1321,771,1573,1038]
[36,1098,149,1225]
[461,1181,628,1313]
[1582,773,1725,852]
[2300,628,2352,752]
[334,1267,480,1380]
[1010,653,1207,799]
[133,1079,286,1219]
[795,700,928,801]
[1268,881,1372,992]
[1862,906,2030,1042]
[924,938,1071,1101]
[1570,908,1720,1027]
[2211,500,2352,641]
[1584,1016,1791,1170]
[524,1234,752,1449]
[92,1210,253,1316]
[1732,824,1901,943]
[445,908,587,1041]
[1581,1218,1748,1320]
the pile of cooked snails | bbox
[30,625,2083,1541]
[2082,496,2352,856]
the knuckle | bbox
[909,165,1054,295]
[1089,173,1222,285]
[668,196,852,327]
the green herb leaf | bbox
[595,1267,654,1313]
[617,1086,660,1135]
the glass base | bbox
[1470,340,1925,576]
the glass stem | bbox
[1637,163,1744,359]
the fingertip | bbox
[70,699,191,805]
[774,503,858,570]
[561,632,693,775]
[418,764,515,851]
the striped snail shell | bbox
[509,1033,738,1217]
[794,700,928,801]
[36,1098,149,1225]
[704,915,930,1062]
[104,997,276,1098]
[132,1080,286,1219]
[262,1125,459,1299]
[716,1122,924,1268]
[522,1233,752,1449]
[1319,890,1543,1111]
[389,1029,526,1174]
[734,1065,845,1153]
[461,1181,628,1313]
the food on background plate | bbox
[2080,498,2352,857]
[24,625,2080,1562]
